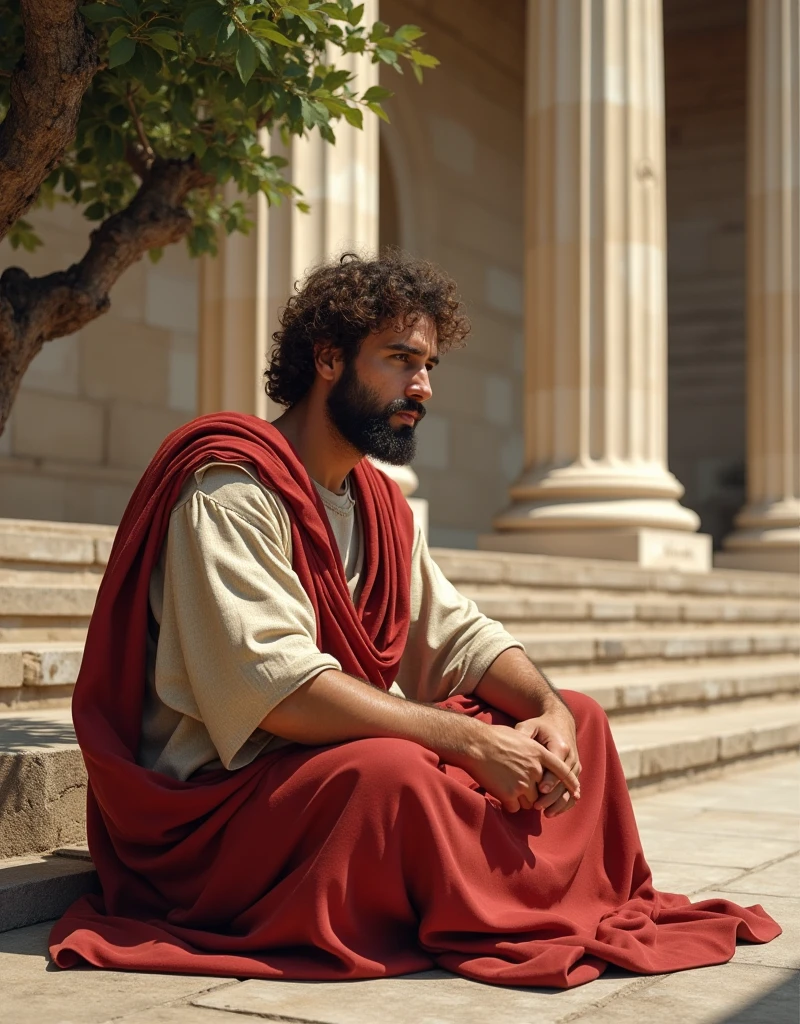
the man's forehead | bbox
[372,317,439,360]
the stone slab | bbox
[637,828,799,870]
[193,970,646,1024]
[716,547,800,574]
[632,806,800,843]
[647,859,745,895]
[566,963,799,1024]
[479,527,713,573]
[0,853,98,932]
[719,853,800,899]
[0,922,236,1024]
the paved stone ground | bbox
[2,756,798,1024]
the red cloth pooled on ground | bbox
[49,413,781,988]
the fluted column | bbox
[718,0,800,574]
[198,177,279,421]
[481,0,710,571]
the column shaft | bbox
[719,0,800,573]
[484,0,709,571]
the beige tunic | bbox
[140,462,523,780]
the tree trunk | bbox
[0,158,213,436]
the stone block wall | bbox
[0,203,199,524]
[380,0,526,548]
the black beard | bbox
[326,359,425,466]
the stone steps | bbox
[431,547,799,598]
[462,587,800,624]
[0,848,96,932]
[0,517,114,571]
[514,626,799,667]
[548,656,800,713]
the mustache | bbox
[384,398,426,421]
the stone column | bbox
[198,179,276,420]
[718,0,800,574]
[481,0,710,572]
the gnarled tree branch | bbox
[0,0,98,240]
[0,158,214,434]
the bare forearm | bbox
[475,647,563,721]
[259,668,482,765]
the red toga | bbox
[49,413,780,988]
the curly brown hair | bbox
[265,250,470,408]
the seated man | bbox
[51,252,779,989]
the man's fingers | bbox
[534,782,566,811]
[538,746,580,796]
[545,791,576,818]
[538,769,559,794]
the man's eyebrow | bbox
[385,341,440,365]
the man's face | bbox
[326,317,438,466]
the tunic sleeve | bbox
[394,524,524,704]
[154,466,341,771]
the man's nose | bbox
[407,368,432,402]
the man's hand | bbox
[514,702,581,817]
[453,723,580,815]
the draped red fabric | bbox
[49,412,780,987]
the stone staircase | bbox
[0,518,798,932]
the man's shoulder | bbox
[174,461,290,534]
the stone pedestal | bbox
[717,0,800,575]
[482,0,709,571]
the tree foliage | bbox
[0,0,436,259]
[0,0,437,434]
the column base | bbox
[478,527,712,573]
[715,548,800,574]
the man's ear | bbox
[314,341,342,383]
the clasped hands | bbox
[462,702,581,818]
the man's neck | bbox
[272,399,362,494]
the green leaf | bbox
[361,85,391,103]
[148,247,164,264]
[394,24,424,43]
[191,130,208,157]
[323,68,351,90]
[296,200,311,213]
[108,103,128,124]
[410,48,439,68]
[107,24,130,47]
[183,3,221,36]
[117,0,139,19]
[375,47,399,66]
[84,201,107,220]
[368,19,390,41]
[108,36,136,68]
[366,100,389,123]
[236,33,258,83]
[79,4,121,23]
[316,3,350,20]
[347,4,364,26]
[251,23,298,47]
[341,103,362,129]
[150,31,180,52]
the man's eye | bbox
[393,354,408,361]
